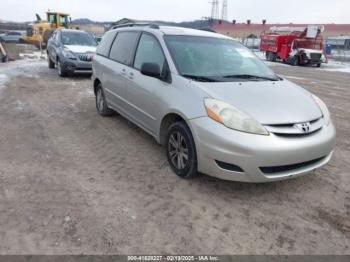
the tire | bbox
[48,55,55,69]
[57,59,67,77]
[291,56,299,66]
[271,52,277,62]
[166,122,198,179]
[317,63,321,68]
[95,83,114,116]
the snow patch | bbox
[86,89,94,97]
[322,67,350,73]
[19,51,46,60]
[15,100,26,111]
[321,60,350,73]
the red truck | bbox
[260,26,326,67]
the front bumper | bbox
[300,52,325,64]
[189,117,336,183]
[63,60,92,74]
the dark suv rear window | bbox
[109,31,139,65]
[96,30,117,57]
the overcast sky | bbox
[0,0,349,24]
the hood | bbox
[64,45,96,54]
[195,79,322,125]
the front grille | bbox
[260,156,326,174]
[310,53,322,61]
[273,129,321,138]
[78,54,93,62]
[264,118,323,137]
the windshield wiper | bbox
[182,74,219,82]
[222,74,279,81]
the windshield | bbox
[61,31,97,47]
[164,35,279,82]
[294,39,323,50]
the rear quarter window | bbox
[96,30,117,57]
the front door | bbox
[125,33,170,135]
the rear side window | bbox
[109,32,139,65]
[96,30,117,57]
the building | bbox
[212,22,350,38]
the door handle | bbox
[128,72,134,79]
[121,69,126,75]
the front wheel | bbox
[166,122,198,179]
[291,56,299,66]
[57,59,67,77]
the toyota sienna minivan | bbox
[92,24,336,183]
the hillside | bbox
[72,17,218,29]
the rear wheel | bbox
[316,63,321,68]
[166,122,198,179]
[95,83,114,116]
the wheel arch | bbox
[159,112,190,146]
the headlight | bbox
[204,98,269,135]
[312,95,330,126]
[62,48,76,60]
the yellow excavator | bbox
[21,11,71,49]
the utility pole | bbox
[210,0,220,20]
[221,0,228,21]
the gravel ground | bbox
[0,59,349,255]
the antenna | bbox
[210,0,220,20]
[221,0,228,21]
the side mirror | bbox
[141,63,161,79]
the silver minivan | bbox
[92,24,336,183]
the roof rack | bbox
[112,23,160,30]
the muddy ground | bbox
[0,59,349,255]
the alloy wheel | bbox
[96,89,104,112]
[168,131,189,170]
